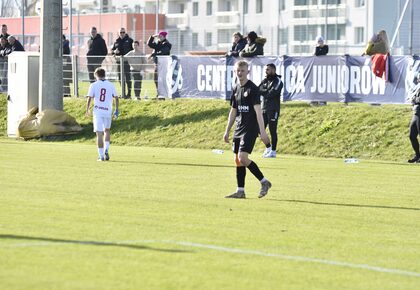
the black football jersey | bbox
[230,80,261,137]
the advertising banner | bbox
[158,55,420,104]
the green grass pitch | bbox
[0,140,419,289]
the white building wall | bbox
[74,0,420,56]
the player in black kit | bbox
[259,63,283,158]
[223,60,272,199]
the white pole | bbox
[69,0,73,50]
[390,0,411,48]
[142,6,146,54]
[99,0,102,33]
[155,0,159,34]
[21,0,25,47]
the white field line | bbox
[2,239,420,278]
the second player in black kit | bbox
[224,60,272,199]
[259,63,283,158]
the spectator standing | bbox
[0,37,10,92]
[1,24,10,40]
[312,36,329,105]
[259,63,283,158]
[87,27,108,83]
[147,31,172,95]
[239,31,265,57]
[111,27,133,99]
[62,34,72,97]
[125,41,147,100]
[227,32,247,57]
[7,36,24,52]
[407,72,420,163]
[314,36,328,56]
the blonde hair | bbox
[235,60,249,69]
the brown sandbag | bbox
[17,107,82,139]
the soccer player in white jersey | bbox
[85,67,119,161]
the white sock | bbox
[105,141,110,152]
[237,187,245,192]
[260,178,267,184]
[98,147,104,159]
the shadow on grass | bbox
[0,234,191,253]
[115,160,232,168]
[114,160,285,170]
[42,107,228,142]
[272,199,420,211]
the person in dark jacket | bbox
[1,24,10,40]
[62,34,72,96]
[259,63,283,158]
[87,27,108,83]
[312,36,329,105]
[314,36,328,56]
[407,72,420,163]
[0,36,9,57]
[227,32,247,57]
[147,31,172,94]
[0,36,9,92]
[239,31,265,57]
[111,27,134,98]
[7,35,24,52]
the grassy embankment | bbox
[0,94,414,161]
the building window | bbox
[293,45,310,54]
[180,34,185,47]
[327,24,346,40]
[244,0,249,14]
[293,25,319,42]
[206,1,213,15]
[192,33,198,47]
[226,1,232,11]
[279,0,286,11]
[180,3,185,13]
[321,0,342,4]
[218,29,235,44]
[354,27,364,44]
[206,32,212,46]
[355,0,365,7]
[295,0,309,5]
[279,28,288,44]
[256,0,263,13]
[193,2,199,16]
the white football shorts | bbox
[93,115,112,132]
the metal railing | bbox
[0,58,7,93]
[0,55,158,99]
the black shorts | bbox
[232,133,257,154]
[263,110,279,123]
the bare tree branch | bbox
[0,0,16,17]
[12,0,39,16]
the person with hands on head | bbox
[147,31,172,94]
[85,67,119,162]
[227,32,247,57]
[224,60,272,199]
